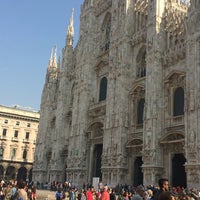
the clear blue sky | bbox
[0,0,84,111]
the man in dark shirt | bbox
[153,178,169,200]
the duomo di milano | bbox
[33,0,200,189]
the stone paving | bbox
[36,190,55,200]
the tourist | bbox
[4,182,12,200]
[86,186,93,200]
[123,191,130,200]
[10,183,17,200]
[56,188,63,200]
[153,179,169,200]
[156,192,172,200]
[132,185,146,200]
[81,189,87,200]
[17,181,28,200]
[109,188,116,200]
[101,186,110,200]
[31,185,37,200]
[146,189,153,200]
[69,187,76,200]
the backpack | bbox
[56,191,62,200]
[12,191,23,200]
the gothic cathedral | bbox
[33,0,200,188]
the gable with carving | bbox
[160,132,184,144]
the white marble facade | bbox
[33,0,200,189]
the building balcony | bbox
[165,115,184,130]
[88,100,106,118]
[23,138,30,143]
[11,137,18,142]
[0,135,7,140]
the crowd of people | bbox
[0,180,36,200]
[0,178,200,200]
[52,179,200,200]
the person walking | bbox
[4,183,12,200]
[86,187,93,200]
[153,178,169,200]
[101,186,110,200]
[17,181,28,200]
[69,187,76,200]
[56,188,63,200]
[31,185,37,200]
[132,185,146,200]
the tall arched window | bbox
[101,13,111,52]
[105,16,111,51]
[173,87,184,116]
[99,77,107,101]
[136,48,146,78]
[137,98,145,124]
[141,51,146,77]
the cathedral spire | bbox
[57,51,62,69]
[48,46,57,70]
[53,45,57,67]
[48,48,53,67]
[66,8,74,46]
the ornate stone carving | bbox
[162,1,187,67]
[189,130,196,146]
[131,30,147,47]
[186,10,200,35]
[95,0,112,16]
[142,149,155,165]
[189,90,195,110]
[34,0,200,188]
[144,130,152,150]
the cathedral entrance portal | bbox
[133,156,143,186]
[172,153,186,187]
[93,144,103,180]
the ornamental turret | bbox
[66,9,74,46]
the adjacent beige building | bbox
[0,105,39,181]
[33,0,200,188]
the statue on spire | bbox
[66,8,74,46]
[49,48,53,66]
[53,45,57,67]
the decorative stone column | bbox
[88,144,94,183]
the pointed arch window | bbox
[136,48,146,78]
[99,77,107,102]
[105,16,111,51]
[141,51,146,77]
[101,13,111,52]
[137,98,145,124]
[173,87,184,116]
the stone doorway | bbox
[93,144,103,180]
[172,153,186,187]
[133,156,143,186]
